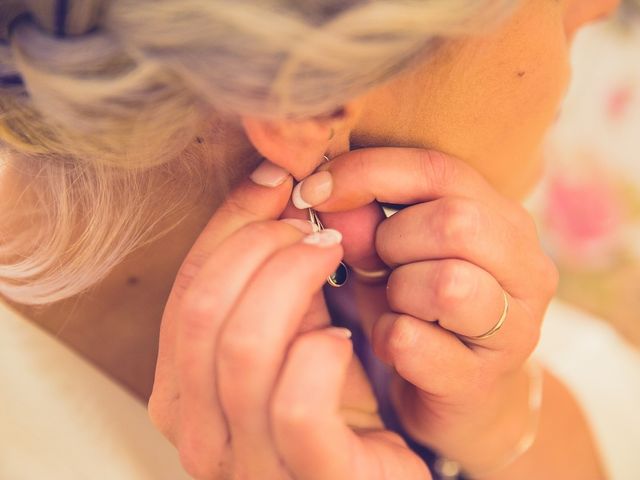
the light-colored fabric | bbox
[1,297,638,480]
[0,300,191,480]
[535,299,640,480]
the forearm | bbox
[481,368,605,480]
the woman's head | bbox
[1,0,522,168]
[0,0,618,305]
[350,0,620,199]
[239,0,620,199]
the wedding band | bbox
[466,290,509,340]
[350,265,392,284]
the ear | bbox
[241,100,364,180]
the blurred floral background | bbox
[529,1,640,346]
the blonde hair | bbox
[0,0,519,305]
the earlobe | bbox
[241,116,334,180]
[241,99,363,179]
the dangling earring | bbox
[308,207,349,288]
[308,155,348,288]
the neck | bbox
[0,120,264,402]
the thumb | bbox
[174,159,294,273]
[205,159,293,246]
[272,328,430,480]
[165,159,292,314]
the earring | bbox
[308,208,349,287]
[308,154,348,288]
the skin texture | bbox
[351,0,620,200]
[244,0,620,196]
[229,0,620,478]
[352,0,572,200]
[147,177,431,479]
[3,0,621,478]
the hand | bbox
[311,148,559,471]
[148,163,431,480]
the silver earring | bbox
[308,154,348,288]
[308,208,349,287]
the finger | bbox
[171,170,294,304]
[386,259,540,354]
[314,148,526,226]
[272,328,431,480]
[281,192,389,280]
[216,230,344,476]
[319,204,387,270]
[279,195,312,223]
[372,312,478,397]
[376,197,546,298]
[284,181,389,278]
[171,220,309,476]
[151,170,292,434]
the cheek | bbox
[352,2,571,200]
[425,7,572,198]
[494,23,571,197]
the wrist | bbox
[403,365,535,472]
[435,362,545,477]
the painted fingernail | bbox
[302,228,342,247]
[280,218,314,234]
[250,160,290,187]
[292,171,333,209]
[324,327,352,339]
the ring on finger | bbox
[350,265,392,285]
[465,290,509,341]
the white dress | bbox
[0,300,191,480]
[535,301,640,480]
[1,298,639,479]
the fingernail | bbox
[280,218,314,234]
[292,171,333,209]
[250,160,290,187]
[302,228,342,247]
[324,327,352,339]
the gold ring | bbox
[350,265,392,285]
[466,290,509,341]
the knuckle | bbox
[528,253,559,301]
[147,393,176,443]
[217,333,266,374]
[436,198,481,247]
[387,315,417,358]
[271,397,315,434]
[179,290,220,339]
[352,149,371,177]
[173,250,211,300]
[375,220,394,264]
[219,192,260,221]
[417,149,456,193]
[434,261,476,308]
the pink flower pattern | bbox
[532,13,640,345]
